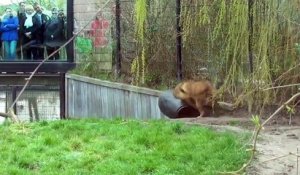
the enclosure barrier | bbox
[66,74,166,119]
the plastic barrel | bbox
[158,90,200,118]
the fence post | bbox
[248,0,254,74]
[12,86,17,114]
[67,0,75,62]
[60,73,66,119]
[115,0,122,77]
[176,0,183,80]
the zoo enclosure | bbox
[2,0,298,120]
[74,0,300,91]
[75,0,300,110]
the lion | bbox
[173,80,215,117]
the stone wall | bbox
[73,0,114,71]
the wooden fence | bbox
[66,74,166,119]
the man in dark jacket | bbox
[32,4,49,60]
[44,7,65,60]
[17,2,26,59]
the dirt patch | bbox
[174,109,300,175]
[248,126,300,175]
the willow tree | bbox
[131,0,147,85]
[133,0,300,111]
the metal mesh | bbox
[0,91,7,123]
[0,86,60,122]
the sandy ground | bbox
[248,126,300,175]
[178,117,300,175]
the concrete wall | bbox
[74,0,113,71]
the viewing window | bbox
[0,0,72,62]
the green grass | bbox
[0,119,250,175]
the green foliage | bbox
[76,37,93,54]
[6,0,66,10]
[0,0,66,19]
[70,0,300,112]
[177,0,300,111]
[285,105,295,115]
[131,48,146,85]
[251,115,261,127]
[71,58,112,81]
[0,119,250,174]
[132,0,148,85]
[134,0,147,42]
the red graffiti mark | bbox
[91,18,110,48]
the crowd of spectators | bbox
[0,1,66,61]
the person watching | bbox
[32,4,49,60]
[19,5,38,60]
[17,2,26,59]
[44,7,65,60]
[0,8,19,60]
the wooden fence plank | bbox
[66,74,166,119]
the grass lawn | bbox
[0,119,250,175]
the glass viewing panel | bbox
[0,0,69,61]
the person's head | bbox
[25,5,34,15]
[33,2,39,9]
[35,4,42,13]
[19,2,26,12]
[51,7,58,19]
[58,9,64,18]
[5,8,13,17]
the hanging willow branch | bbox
[135,0,147,42]
[132,0,147,85]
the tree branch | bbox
[262,92,300,126]
[262,83,300,91]
[0,109,20,123]
[222,92,300,174]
